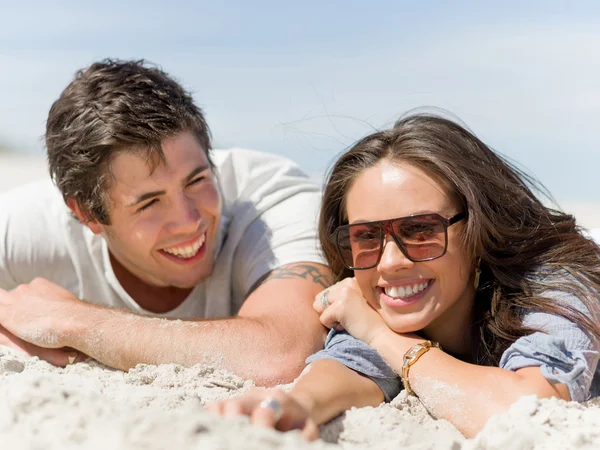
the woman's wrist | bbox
[288,389,317,418]
[369,328,417,352]
[369,329,423,372]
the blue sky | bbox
[1,1,599,204]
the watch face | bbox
[407,347,421,358]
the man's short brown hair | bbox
[46,59,212,224]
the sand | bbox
[1,348,599,449]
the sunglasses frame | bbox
[332,212,467,270]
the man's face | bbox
[90,131,222,289]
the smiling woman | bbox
[209,113,600,439]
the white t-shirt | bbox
[0,149,325,319]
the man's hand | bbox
[0,278,84,349]
[313,277,390,346]
[0,325,84,367]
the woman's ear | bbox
[66,198,104,235]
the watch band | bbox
[401,340,442,396]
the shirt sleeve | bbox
[225,151,326,307]
[232,190,324,294]
[306,330,403,402]
[499,291,600,402]
[0,180,74,289]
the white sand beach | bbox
[1,347,600,450]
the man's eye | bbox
[188,176,205,186]
[137,199,158,213]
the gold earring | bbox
[473,257,481,290]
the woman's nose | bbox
[377,236,414,273]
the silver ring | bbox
[320,289,331,309]
[258,396,283,422]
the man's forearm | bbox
[64,305,321,385]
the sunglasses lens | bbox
[337,223,381,269]
[336,215,452,269]
[392,215,447,260]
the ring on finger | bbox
[258,396,283,422]
[320,289,331,309]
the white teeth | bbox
[162,234,205,259]
[384,280,430,299]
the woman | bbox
[208,114,600,439]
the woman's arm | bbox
[370,330,571,437]
[313,278,580,438]
[290,358,384,425]
[207,358,383,439]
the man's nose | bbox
[169,193,201,232]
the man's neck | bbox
[109,252,193,314]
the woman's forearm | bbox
[370,331,570,437]
[289,359,384,425]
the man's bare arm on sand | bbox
[0,262,331,385]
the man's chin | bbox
[167,273,213,290]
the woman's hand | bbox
[313,278,390,345]
[206,388,319,440]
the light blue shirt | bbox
[307,290,599,402]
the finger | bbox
[30,277,48,287]
[250,403,278,428]
[312,290,326,314]
[205,401,225,415]
[0,287,9,302]
[38,349,82,367]
[301,419,320,441]
[222,399,245,418]
[319,302,341,329]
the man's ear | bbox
[66,198,105,235]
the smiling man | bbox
[0,59,330,385]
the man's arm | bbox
[0,263,331,385]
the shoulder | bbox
[212,148,320,225]
[211,148,308,174]
[0,178,70,226]
[0,179,83,286]
[212,148,318,199]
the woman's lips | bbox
[378,280,434,307]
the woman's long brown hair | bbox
[319,113,600,365]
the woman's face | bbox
[344,159,476,338]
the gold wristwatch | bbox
[401,340,442,396]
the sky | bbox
[1,0,599,206]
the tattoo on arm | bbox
[249,263,333,295]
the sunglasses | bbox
[332,212,467,270]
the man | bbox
[0,59,330,385]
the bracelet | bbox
[401,340,442,397]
